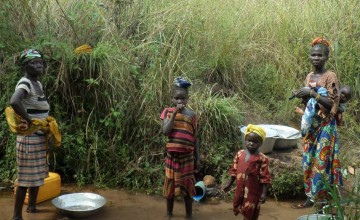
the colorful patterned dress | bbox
[160,107,196,198]
[229,150,271,220]
[15,77,50,187]
[302,71,342,200]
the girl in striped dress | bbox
[160,77,200,219]
[10,49,50,220]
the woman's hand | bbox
[19,119,32,130]
[295,87,312,98]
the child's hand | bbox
[222,183,232,192]
[175,103,185,112]
[233,207,240,216]
[195,159,201,173]
[294,107,304,115]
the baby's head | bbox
[340,85,352,103]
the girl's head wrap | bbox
[19,49,43,65]
[173,77,192,88]
[245,124,266,141]
[311,37,330,47]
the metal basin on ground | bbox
[240,125,278,154]
[297,214,336,220]
[52,192,106,218]
[259,124,301,150]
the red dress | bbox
[229,150,271,220]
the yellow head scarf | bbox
[245,124,266,141]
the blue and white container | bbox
[193,181,206,202]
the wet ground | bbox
[0,184,315,220]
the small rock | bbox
[203,175,216,187]
[348,166,355,175]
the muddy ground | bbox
[0,137,315,220]
[0,184,315,220]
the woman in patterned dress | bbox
[292,37,342,209]
[10,49,50,220]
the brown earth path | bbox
[0,184,315,220]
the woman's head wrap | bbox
[19,49,43,65]
[173,77,192,88]
[311,37,330,47]
[245,124,266,141]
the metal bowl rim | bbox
[258,124,301,139]
[240,125,279,138]
[52,192,106,212]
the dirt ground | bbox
[0,184,315,220]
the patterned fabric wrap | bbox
[163,152,196,198]
[301,87,328,136]
[5,106,61,148]
[311,37,330,47]
[302,70,342,201]
[302,114,342,200]
[160,108,196,152]
[20,49,43,65]
[229,150,271,220]
[16,133,49,187]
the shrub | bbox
[269,160,305,200]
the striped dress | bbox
[15,77,50,187]
[160,108,196,198]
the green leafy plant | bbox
[317,177,360,220]
[269,165,304,200]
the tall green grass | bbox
[0,0,359,199]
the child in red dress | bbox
[223,124,271,220]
